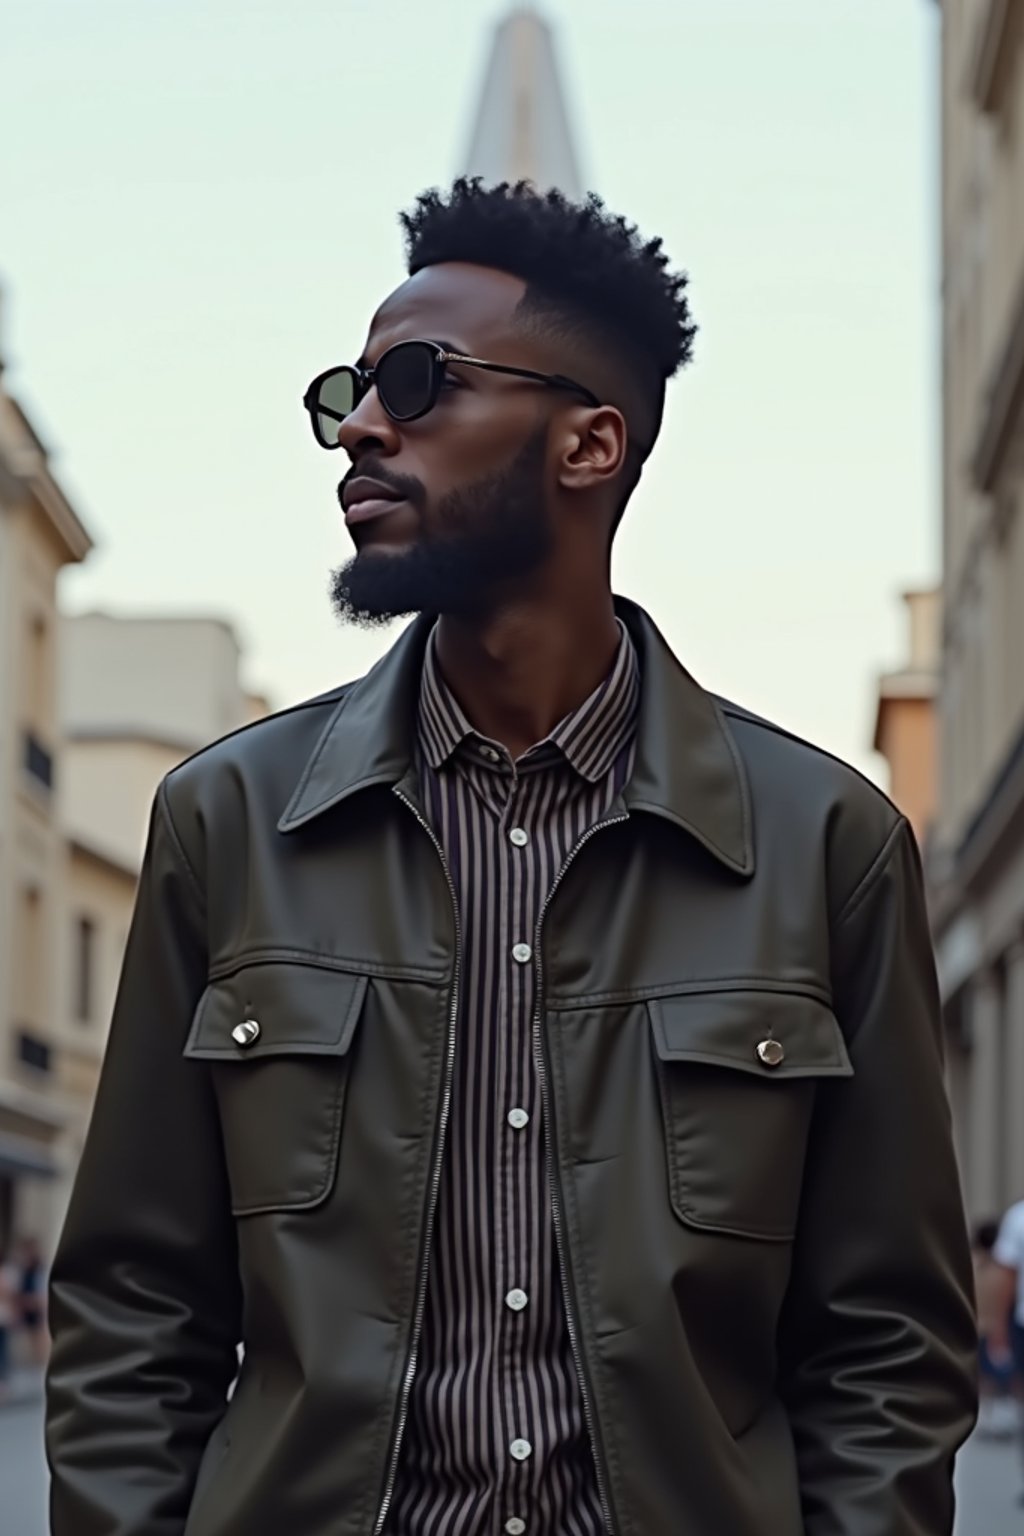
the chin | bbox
[352,539,415,563]
[352,517,415,546]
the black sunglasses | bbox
[302,338,602,449]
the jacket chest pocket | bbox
[184,960,368,1216]
[649,989,852,1242]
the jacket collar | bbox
[278,597,755,878]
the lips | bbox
[345,495,407,526]
[342,475,407,527]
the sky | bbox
[1,0,939,782]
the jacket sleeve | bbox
[47,780,241,1536]
[778,816,978,1536]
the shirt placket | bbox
[495,761,544,1536]
[394,624,639,1536]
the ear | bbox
[556,405,629,493]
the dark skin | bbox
[337,261,635,760]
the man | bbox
[47,179,977,1536]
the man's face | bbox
[330,263,570,626]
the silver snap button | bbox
[231,1019,261,1048]
[756,1038,785,1068]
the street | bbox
[1,1392,48,1536]
[1,1391,1020,1535]
[954,1428,1023,1534]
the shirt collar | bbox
[417,621,640,784]
[417,634,476,770]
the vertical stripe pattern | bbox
[386,624,639,1536]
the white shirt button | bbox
[480,745,501,762]
[505,1520,527,1535]
[512,943,532,964]
[509,827,528,847]
[507,1107,530,1130]
[505,1287,528,1312]
[509,1438,532,1462]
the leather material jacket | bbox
[46,599,977,1536]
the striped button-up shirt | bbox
[386,623,640,1536]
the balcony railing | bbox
[22,729,54,794]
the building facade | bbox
[0,313,93,1254]
[929,0,1024,1219]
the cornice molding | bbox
[1,398,93,563]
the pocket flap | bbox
[184,961,368,1062]
[649,989,852,1080]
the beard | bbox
[330,428,553,628]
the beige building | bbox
[61,613,268,871]
[873,588,942,848]
[0,311,93,1254]
[53,614,268,1239]
[928,0,1024,1218]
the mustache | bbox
[336,460,425,511]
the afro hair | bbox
[400,178,696,399]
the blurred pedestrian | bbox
[972,1218,1018,1435]
[16,1235,48,1367]
[0,1248,17,1401]
[991,1196,1024,1499]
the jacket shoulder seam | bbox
[157,779,207,915]
[717,698,900,819]
[834,817,908,928]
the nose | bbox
[337,384,401,460]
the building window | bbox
[22,609,54,743]
[23,729,54,793]
[14,886,44,1026]
[75,916,96,1024]
[16,1031,51,1074]
[30,610,46,693]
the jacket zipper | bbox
[373,788,463,1536]
[533,812,628,1536]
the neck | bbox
[434,586,620,761]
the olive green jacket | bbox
[46,599,977,1536]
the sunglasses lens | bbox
[314,369,356,445]
[377,342,436,420]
